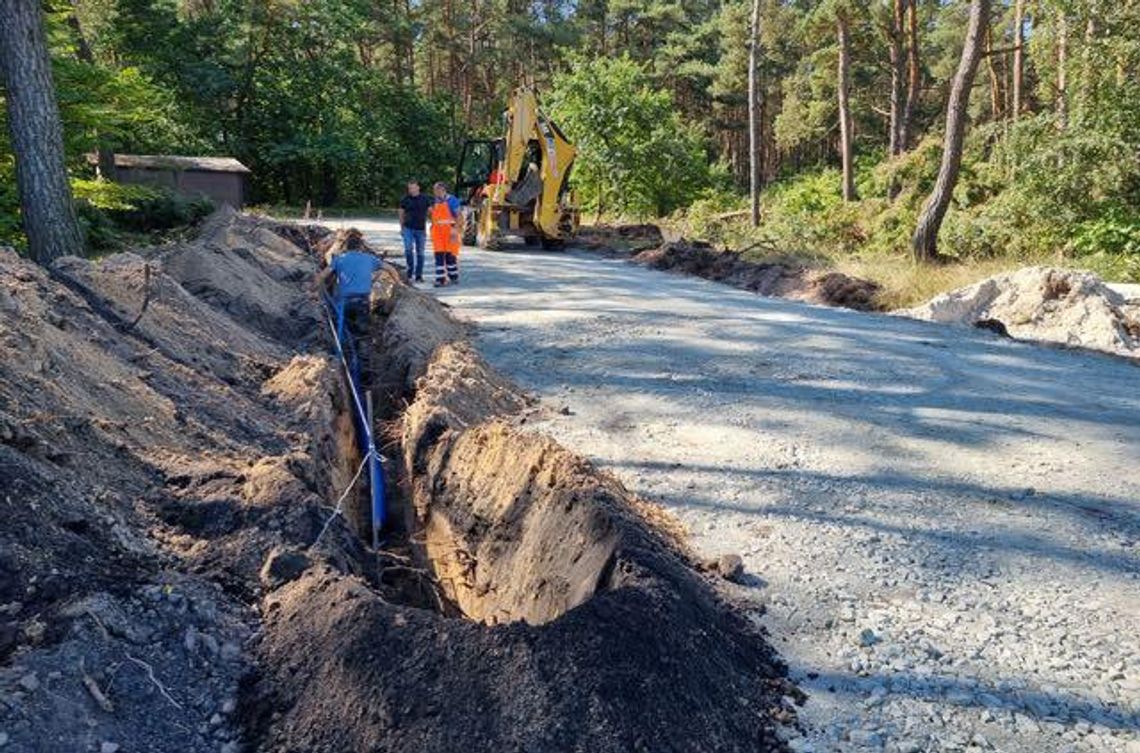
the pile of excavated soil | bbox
[0,211,367,753]
[578,222,667,252]
[633,240,883,311]
[901,266,1140,359]
[2,209,797,753]
[247,270,799,753]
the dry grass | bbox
[834,254,1038,310]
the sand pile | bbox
[0,212,367,753]
[902,266,1140,359]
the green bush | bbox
[72,179,215,251]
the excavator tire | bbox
[540,236,565,250]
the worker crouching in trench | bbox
[430,181,464,287]
[318,229,385,343]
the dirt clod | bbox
[258,548,312,589]
[717,553,746,582]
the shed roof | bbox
[87,153,252,174]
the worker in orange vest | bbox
[430,181,463,287]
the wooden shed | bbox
[90,154,251,208]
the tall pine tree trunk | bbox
[911,0,990,262]
[1012,0,1025,119]
[0,0,85,265]
[748,0,762,227]
[986,29,1003,120]
[901,0,920,149]
[837,14,857,202]
[888,0,906,156]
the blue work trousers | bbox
[401,227,426,280]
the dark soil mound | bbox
[634,240,883,311]
[0,214,358,753]
[246,279,797,753]
[2,210,798,753]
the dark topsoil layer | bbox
[1,209,797,753]
[579,224,883,312]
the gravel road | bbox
[348,219,1140,753]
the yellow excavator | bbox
[455,87,579,249]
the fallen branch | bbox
[125,653,183,711]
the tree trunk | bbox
[748,0,762,227]
[1079,17,1095,124]
[1056,10,1068,131]
[911,0,990,262]
[901,0,921,149]
[0,0,85,265]
[1012,0,1025,119]
[836,14,857,202]
[888,0,907,156]
[986,29,1003,120]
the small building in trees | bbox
[89,154,251,208]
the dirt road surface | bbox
[345,218,1140,753]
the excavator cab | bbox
[454,87,579,250]
[456,139,501,192]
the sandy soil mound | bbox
[579,222,666,251]
[248,277,797,753]
[160,207,320,343]
[0,214,360,753]
[634,240,883,311]
[901,266,1140,358]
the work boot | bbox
[433,280,448,288]
[415,276,424,283]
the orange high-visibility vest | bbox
[430,199,461,254]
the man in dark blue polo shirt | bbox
[319,234,384,341]
[398,181,432,284]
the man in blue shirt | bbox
[319,235,384,341]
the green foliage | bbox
[548,55,712,217]
[0,154,24,250]
[72,179,213,251]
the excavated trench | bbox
[0,211,798,753]
[240,254,801,753]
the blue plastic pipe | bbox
[323,292,386,547]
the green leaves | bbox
[548,54,712,217]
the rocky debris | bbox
[901,266,1140,359]
[632,240,882,311]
